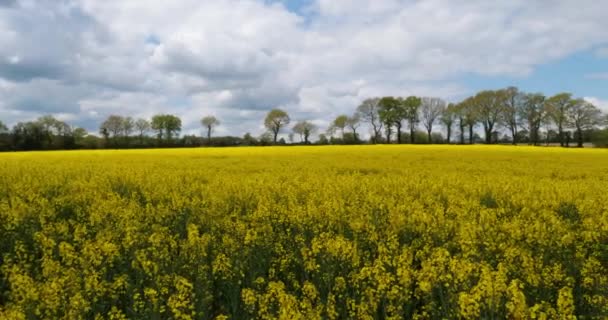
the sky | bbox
[0,0,607,138]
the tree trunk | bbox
[273,130,278,143]
[485,124,492,144]
[577,127,583,148]
[371,124,378,144]
[558,124,564,147]
[386,127,392,144]
[352,128,358,142]
[459,124,465,144]
[469,125,474,144]
[396,124,402,144]
[410,126,415,144]
[207,127,212,144]
[427,128,432,144]
[446,126,451,144]
[511,128,517,145]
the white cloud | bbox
[1,0,608,136]
[584,97,608,113]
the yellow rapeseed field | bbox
[0,145,607,319]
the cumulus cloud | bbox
[1,0,608,137]
[584,97,608,113]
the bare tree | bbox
[356,98,383,143]
[420,97,446,143]
[122,117,134,137]
[100,115,125,139]
[135,118,151,144]
[120,116,134,145]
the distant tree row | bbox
[1,87,607,151]
[258,88,607,148]
[347,88,607,148]
[0,116,88,151]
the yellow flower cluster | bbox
[0,145,607,319]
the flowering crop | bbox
[0,145,607,319]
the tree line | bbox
[350,88,607,147]
[1,86,607,151]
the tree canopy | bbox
[264,109,290,143]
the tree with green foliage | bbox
[458,97,478,144]
[100,115,129,147]
[151,114,182,143]
[455,104,466,144]
[72,127,87,145]
[36,115,74,149]
[317,133,329,145]
[440,103,457,144]
[591,127,608,147]
[0,120,10,150]
[242,132,258,146]
[100,115,125,140]
[402,96,422,144]
[379,97,401,144]
[391,98,410,144]
[473,90,506,144]
[201,116,220,144]
[346,114,360,142]
[518,93,546,146]
[292,120,317,144]
[545,93,576,147]
[259,131,274,145]
[264,109,290,143]
[330,115,349,139]
[502,86,524,145]
[568,99,602,147]
[11,121,49,150]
